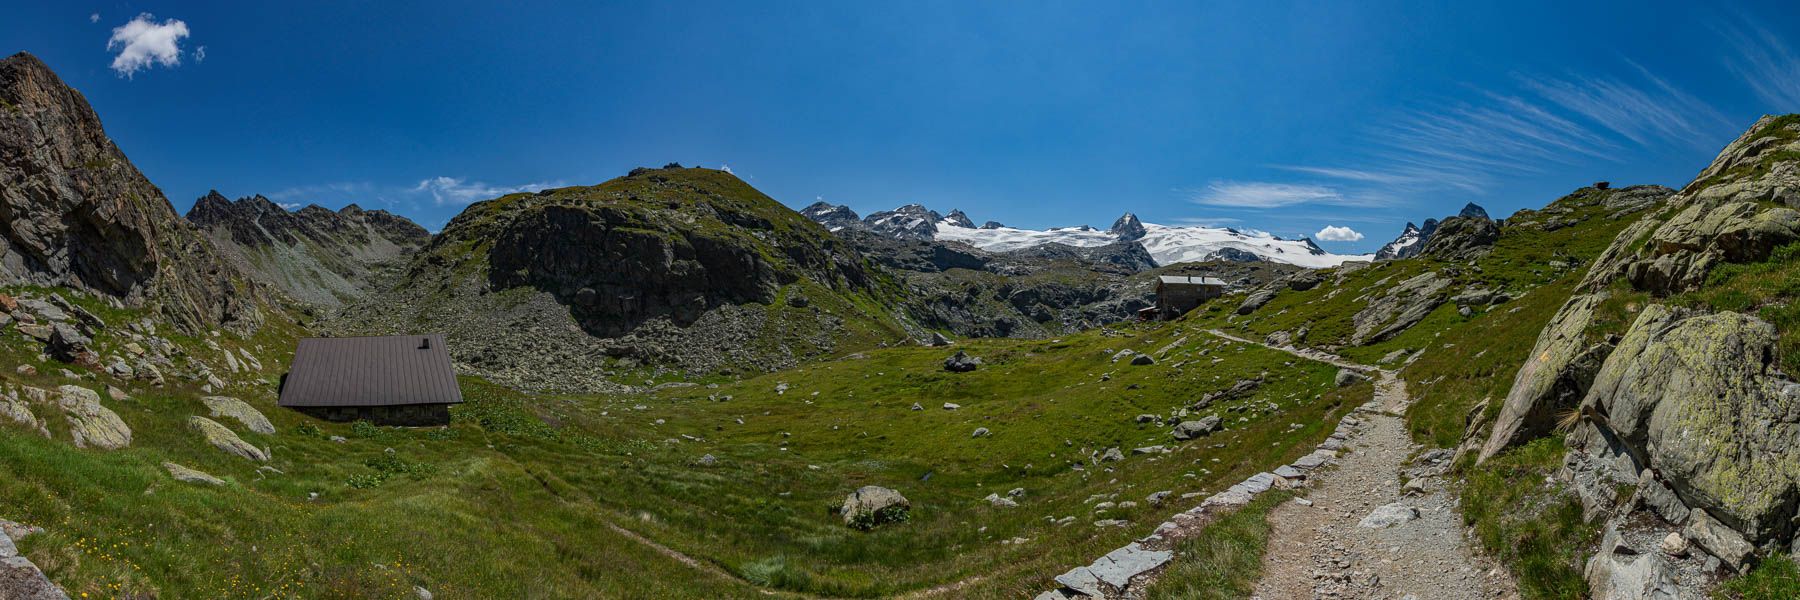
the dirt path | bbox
[1194,330,1516,600]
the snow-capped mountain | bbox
[1374,219,1438,261]
[803,202,1372,268]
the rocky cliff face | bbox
[1374,219,1437,260]
[1476,114,1800,583]
[0,52,263,333]
[187,192,431,306]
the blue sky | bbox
[6,2,1799,252]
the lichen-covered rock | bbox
[56,385,130,450]
[841,486,909,529]
[162,462,225,485]
[1351,271,1450,345]
[1478,294,1609,463]
[1171,415,1221,440]
[1236,288,1277,315]
[201,396,275,434]
[0,388,47,438]
[1578,306,1800,542]
[0,556,70,600]
[187,416,268,461]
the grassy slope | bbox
[1,289,1377,598]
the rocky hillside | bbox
[0,52,265,333]
[323,166,915,391]
[187,191,430,306]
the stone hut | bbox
[1152,275,1226,320]
[278,334,463,426]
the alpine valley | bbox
[3,30,1800,600]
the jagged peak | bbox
[1109,212,1146,241]
[1458,203,1490,220]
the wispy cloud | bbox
[413,176,564,206]
[277,202,302,210]
[107,14,190,78]
[1187,180,1343,208]
[195,45,207,63]
[89,13,99,23]
[1719,17,1800,111]
[1270,166,1424,185]
[1519,65,1731,150]
[1314,225,1364,242]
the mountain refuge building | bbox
[1150,275,1226,320]
[278,334,463,426]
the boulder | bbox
[201,396,275,434]
[926,332,953,347]
[1579,306,1800,542]
[1683,509,1754,572]
[1236,289,1277,315]
[971,427,990,438]
[842,486,909,529]
[1357,503,1419,528]
[1584,551,1696,600]
[1099,447,1125,462]
[1052,542,1172,597]
[1334,369,1361,387]
[0,556,70,600]
[163,462,226,485]
[983,493,1018,508]
[943,351,981,373]
[1171,415,1221,440]
[1659,532,1688,557]
[1129,353,1155,366]
[187,416,268,461]
[1478,294,1608,463]
[1635,470,1689,525]
[46,323,93,364]
[56,385,131,450]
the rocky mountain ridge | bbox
[187,191,431,306]
[0,52,266,334]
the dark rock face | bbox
[943,209,975,228]
[1109,212,1147,241]
[943,350,981,372]
[1003,241,1157,272]
[863,204,940,240]
[0,52,262,333]
[1458,202,1490,220]
[187,192,431,305]
[1374,219,1438,260]
[1204,247,1262,263]
[1419,216,1499,261]
[800,201,866,232]
[979,220,1005,230]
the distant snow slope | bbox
[935,221,1371,268]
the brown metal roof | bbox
[278,334,463,408]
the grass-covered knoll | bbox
[0,310,1371,598]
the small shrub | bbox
[846,505,910,531]
[294,423,321,437]
[741,556,813,590]
[346,473,384,489]
[351,421,385,439]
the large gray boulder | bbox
[841,486,909,529]
[188,416,268,461]
[1478,294,1610,463]
[0,556,70,600]
[201,396,275,434]
[56,385,131,450]
[1577,306,1800,543]
[1583,550,1696,600]
[163,462,226,485]
[1171,415,1221,440]
[1236,289,1277,315]
[1351,271,1450,345]
[943,351,981,373]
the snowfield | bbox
[935,221,1371,268]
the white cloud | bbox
[1314,225,1364,242]
[1519,65,1731,150]
[107,14,190,78]
[1188,180,1342,208]
[413,176,563,206]
[195,46,207,62]
[719,164,733,173]
[277,202,303,210]
[1271,166,1424,185]
[89,13,99,23]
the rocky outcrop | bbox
[863,204,941,239]
[1457,203,1490,220]
[943,209,975,228]
[1350,271,1450,345]
[1573,307,1800,543]
[799,201,866,232]
[0,52,264,333]
[1109,213,1147,241]
[188,192,430,306]
[163,461,226,485]
[1418,216,1499,261]
[1374,219,1439,261]
[57,385,130,450]
[1477,294,1610,463]
[1002,241,1158,272]
[1584,550,1695,600]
